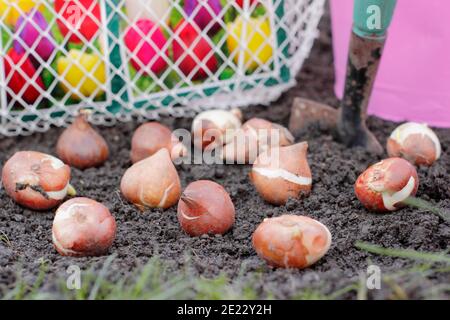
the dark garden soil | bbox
[0,8,449,300]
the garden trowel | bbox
[289,0,397,155]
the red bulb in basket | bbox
[173,20,218,80]
[54,0,101,43]
[4,48,45,104]
[124,19,168,75]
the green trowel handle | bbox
[353,0,397,38]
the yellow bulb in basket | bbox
[57,49,106,100]
[0,0,43,26]
[227,16,273,71]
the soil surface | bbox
[0,8,449,300]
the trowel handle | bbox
[353,0,397,39]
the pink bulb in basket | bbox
[4,48,45,104]
[14,10,55,61]
[173,20,218,80]
[184,0,222,33]
[124,19,168,74]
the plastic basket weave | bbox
[0,0,324,136]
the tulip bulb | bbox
[250,142,312,205]
[131,122,187,163]
[124,19,168,74]
[2,151,72,210]
[252,215,332,269]
[56,111,109,169]
[52,197,116,257]
[177,180,235,236]
[222,118,294,164]
[192,109,243,150]
[387,122,441,166]
[355,157,419,212]
[121,149,181,210]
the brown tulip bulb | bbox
[252,215,332,269]
[131,122,188,163]
[177,180,235,236]
[56,112,109,169]
[222,118,294,164]
[387,122,441,166]
[355,157,419,212]
[2,151,72,210]
[192,109,242,150]
[250,142,312,205]
[120,149,181,210]
[52,197,116,257]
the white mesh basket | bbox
[0,0,325,136]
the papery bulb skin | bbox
[124,19,168,74]
[387,122,441,166]
[173,20,218,80]
[52,197,116,257]
[56,112,109,169]
[355,158,419,212]
[54,0,101,43]
[14,10,55,61]
[184,0,222,33]
[177,180,235,236]
[222,118,294,164]
[120,149,181,210]
[250,142,312,205]
[192,109,242,150]
[5,48,45,103]
[2,151,71,210]
[130,122,187,163]
[252,215,332,269]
